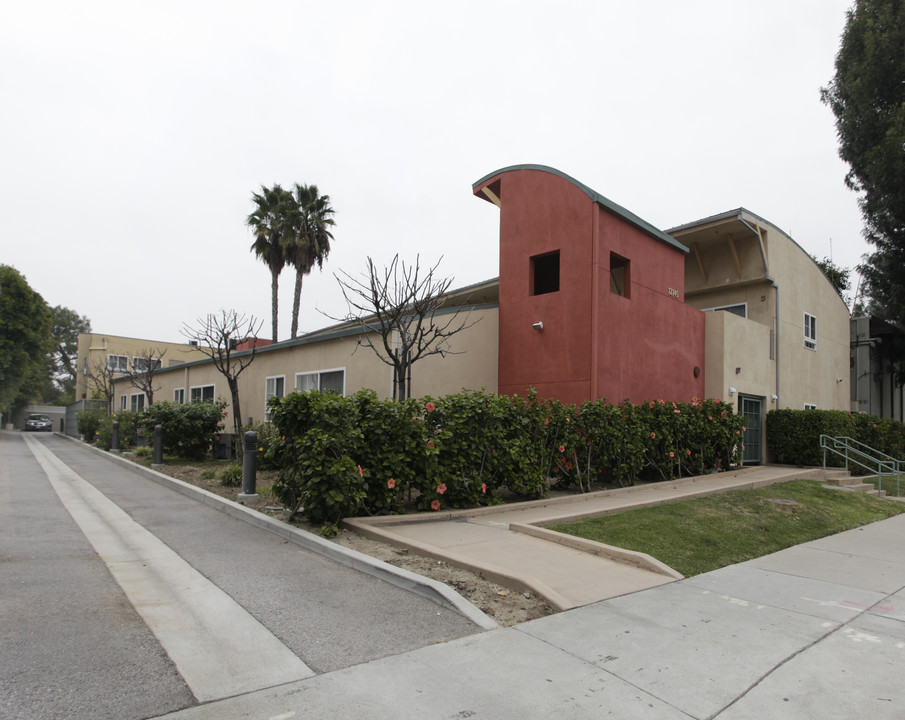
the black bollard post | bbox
[239,431,258,500]
[153,424,164,465]
[60,418,65,434]
[111,421,120,451]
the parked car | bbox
[25,414,53,432]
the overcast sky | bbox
[2,1,864,343]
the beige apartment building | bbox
[88,167,852,465]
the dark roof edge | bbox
[472,164,688,254]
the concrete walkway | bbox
[156,507,905,719]
[345,465,840,609]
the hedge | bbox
[268,389,746,531]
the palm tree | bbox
[247,184,294,342]
[286,184,336,338]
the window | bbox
[804,313,817,350]
[296,369,346,395]
[530,251,560,295]
[132,357,162,373]
[609,253,630,297]
[107,355,128,373]
[174,388,185,404]
[130,394,145,412]
[804,403,818,410]
[120,395,127,411]
[703,303,747,318]
[190,385,215,403]
[265,376,285,422]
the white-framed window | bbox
[130,394,145,412]
[132,357,162,373]
[804,403,818,410]
[119,395,127,411]
[108,355,128,373]
[264,375,285,422]
[704,303,748,318]
[804,313,817,350]
[190,385,215,403]
[295,368,346,395]
[174,388,185,404]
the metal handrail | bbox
[819,435,904,496]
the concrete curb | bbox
[55,434,498,631]
[509,523,684,580]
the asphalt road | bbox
[0,431,479,720]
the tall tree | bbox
[181,310,263,438]
[247,184,294,342]
[50,305,91,399]
[286,184,336,339]
[821,0,905,325]
[0,265,52,414]
[333,255,478,401]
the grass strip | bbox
[547,479,905,577]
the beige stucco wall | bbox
[768,237,850,412]
[76,333,210,402]
[113,306,499,426]
[704,311,776,404]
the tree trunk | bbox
[229,379,242,437]
[291,270,303,339]
[271,270,279,342]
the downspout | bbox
[774,282,780,408]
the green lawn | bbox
[547,480,905,577]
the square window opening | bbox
[531,251,560,296]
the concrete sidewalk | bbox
[345,465,842,609]
[155,511,905,719]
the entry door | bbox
[739,395,763,465]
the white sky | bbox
[1,1,865,343]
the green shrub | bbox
[219,464,243,487]
[267,388,746,524]
[767,409,905,467]
[140,399,227,459]
[76,409,104,443]
[132,445,152,458]
[96,411,142,450]
[199,468,217,480]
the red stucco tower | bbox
[473,165,705,405]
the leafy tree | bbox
[821,0,905,325]
[50,305,91,399]
[813,256,851,300]
[287,183,336,339]
[247,184,294,342]
[0,265,52,414]
[181,309,263,438]
[333,255,478,401]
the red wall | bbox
[475,166,705,406]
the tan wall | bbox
[704,311,776,402]
[115,306,499,426]
[768,239,850,411]
[76,333,210,402]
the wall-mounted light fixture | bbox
[836,378,844,383]
[532,321,544,331]
[728,387,737,396]
[771,394,778,402]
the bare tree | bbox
[333,255,479,401]
[128,348,166,406]
[83,358,118,414]
[181,310,263,437]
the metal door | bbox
[739,395,763,465]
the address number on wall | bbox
[668,287,680,298]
